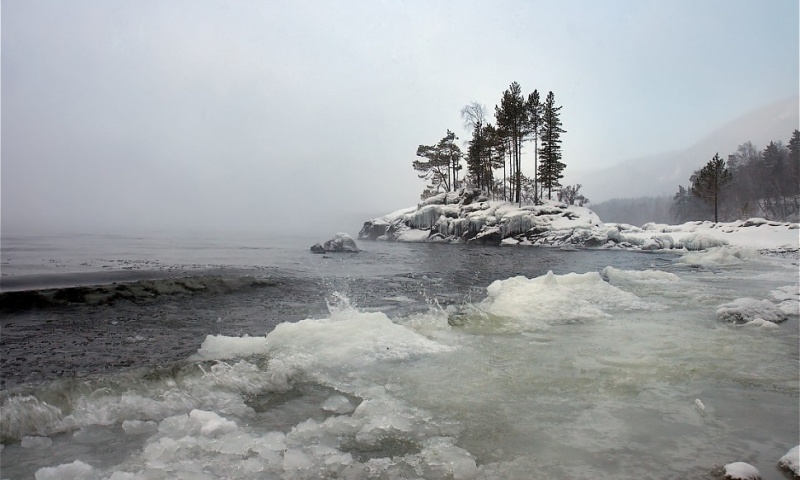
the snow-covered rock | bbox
[311,233,359,254]
[359,188,800,251]
[779,445,799,476]
[716,298,788,324]
[722,461,761,479]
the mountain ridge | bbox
[570,97,799,203]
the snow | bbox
[358,189,799,252]
[779,445,800,476]
[723,461,761,479]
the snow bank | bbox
[359,189,799,251]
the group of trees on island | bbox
[672,130,800,223]
[413,81,567,205]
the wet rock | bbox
[311,233,359,254]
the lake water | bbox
[1,233,797,479]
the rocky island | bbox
[359,188,799,252]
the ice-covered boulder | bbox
[721,461,761,479]
[716,298,787,324]
[311,233,359,254]
[779,445,799,476]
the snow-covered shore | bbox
[359,189,799,252]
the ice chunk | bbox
[34,460,95,480]
[480,270,656,327]
[778,299,800,316]
[694,399,706,415]
[743,318,780,329]
[265,308,452,374]
[321,395,355,414]
[189,409,238,437]
[121,419,158,435]
[716,298,787,324]
[779,445,800,476]
[602,266,680,284]
[723,461,761,479]
[679,233,728,251]
[193,334,268,360]
[676,247,759,266]
[283,448,313,471]
[768,285,799,302]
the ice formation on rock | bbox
[359,188,799,251]
[310,233,359,254]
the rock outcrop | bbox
[311,233,359,254]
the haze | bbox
[2,0,798,236]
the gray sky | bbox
[2,0,798,236]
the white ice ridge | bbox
[359,188,800,251]
[478,270,658,327]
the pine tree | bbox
[526,90,543,202]
[495,82,527,205]
[691,153,732,223]
[538,91,566,200]
[412,130,462,194]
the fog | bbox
[2,0,798,236]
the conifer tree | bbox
[495,82,528,205]
[691,153,732,223]
[538,91,566,200]
[412,130,462,194]
[526,90,543,202]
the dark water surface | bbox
[1,234,671,390]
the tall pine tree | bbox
[691,153,732,223]
[538,91,566,200]
[526,90,543,203]
[495,82,528,205]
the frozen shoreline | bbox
[359,189,799,253]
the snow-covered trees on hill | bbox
[673,130,800,223]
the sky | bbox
[2,0,798,236]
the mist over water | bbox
[1,234,797,479]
